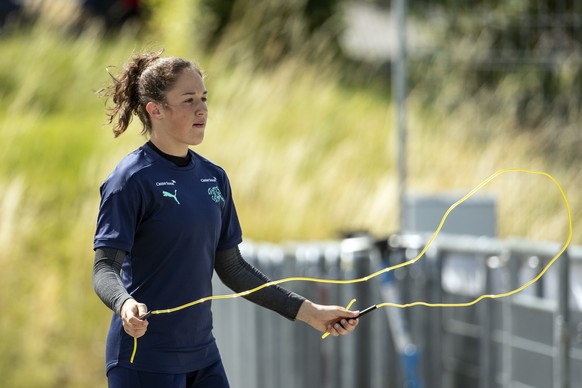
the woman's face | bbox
[149,67,208,154]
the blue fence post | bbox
[383,268,423,388]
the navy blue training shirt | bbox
[94,143,243,374]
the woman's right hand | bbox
[120,298,149,338]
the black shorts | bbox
[107,360,230,388]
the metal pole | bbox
[341,236,374,388]
[393,0,408,232]
[555,249,571,388]
[480,255,493,388]
[502,249,519,387]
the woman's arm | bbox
[92,247,148,337]
[214,246,305,320]
[215,246,359,335]
[92,247,133,315]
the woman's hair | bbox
[100,49,203,137]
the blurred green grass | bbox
[0,4,579,386]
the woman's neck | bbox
[147,141,191,167]
[148,136,189,157]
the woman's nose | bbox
[196,104,207,115]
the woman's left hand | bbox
[296,300,359,336]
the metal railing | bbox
[212,234,582,388]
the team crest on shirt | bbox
[208,186,225,203]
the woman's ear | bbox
[146,101,163,119]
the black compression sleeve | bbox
[93,247,133,315]
[214,246,305,321]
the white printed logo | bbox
[156,180,177,186]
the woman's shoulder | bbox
[102,146,155,191]
[190,151,228,177]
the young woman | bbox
[92,50,359,388]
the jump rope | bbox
[130,168,573,362]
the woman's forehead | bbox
[168,69,206,94]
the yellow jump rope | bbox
[130,168,573,363]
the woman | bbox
[93,50,359,388]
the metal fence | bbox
[212,234,582,388]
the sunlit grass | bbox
[196,58,396,240]
[407,77,579,245]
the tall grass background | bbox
[0,1,579,386]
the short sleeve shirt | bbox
[94,144,243,374]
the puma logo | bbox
[162,190,180,205]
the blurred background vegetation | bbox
[0,0,579,386]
